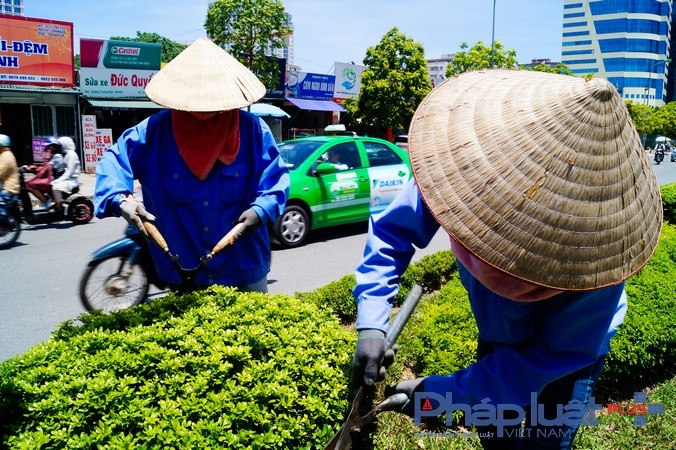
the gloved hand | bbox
[119,196,156,237]
[351,329,398,387]
[234,208,262,238]
[384,377,426,417]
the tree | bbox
[527,61,573,76]
[625,101,655,139]
[204,0,291,89]
[110,32,187,63]
[357,27,432,136]
[653,102,676,138]
[446,40,518,77]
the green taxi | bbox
[272,133,412,248]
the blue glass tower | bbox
[562,0,672,107]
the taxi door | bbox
[314,142,371,224]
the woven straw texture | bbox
[409,69,662,290]
[145,38,265,112]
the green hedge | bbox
[0,287,354,449]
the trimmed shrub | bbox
[600,222,676,397]
[660,183,676,224]
[0,287,355,449]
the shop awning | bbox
[245,103,290,118]
[285,97,346,112]
[86,99,165,109]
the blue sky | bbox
[24,0,564,74]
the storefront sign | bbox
[79,38,160,98]
[284,71,335,100]
[333,62,364,100]
[0,16,74,86]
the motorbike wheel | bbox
[0,207,21,249]
[68,197,94,225]
[79,256,149,313]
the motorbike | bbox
[80,214,243,314]
[17,168,95,226]
[79,224,166,313]
[0,197,22,249]
[655,146,665,165]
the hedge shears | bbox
[140,217,244,293]
[324,284,423,450]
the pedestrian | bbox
[51,136,81,213]
[0,134,20,224]
[95,38,289,293]
[350,69,662,449]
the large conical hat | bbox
[409,69,662,290]
[145,38,265,112]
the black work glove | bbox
[384,377,426,417]
[119,196,155,238]
[351,329,398,387]
[235,208,262,238]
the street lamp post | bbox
[645,58,672,107]
[490,0,496,68]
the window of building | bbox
[31,105,77,139]
[563,31,590,37]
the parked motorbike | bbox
[655,145,665,165]
[0,198,22,249]
[79,224,166,313]
[17,168,94,226]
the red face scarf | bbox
[171,109,240,180]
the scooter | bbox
[79,217,243,314]
[655,146,665,165]
[0,198,22,249]
[79,224,166,313]
[17,168,94,225]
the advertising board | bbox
[0,16,74,86]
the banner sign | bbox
[79,38,160,98]
[80,38,161,70]
[0,16,74,86]
[82,115,98,173]
[333,62,364,100]
[284,71,335,100]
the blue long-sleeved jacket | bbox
[354,179,627,407]
[95,109,289,287]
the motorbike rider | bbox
[51,136,81,213]
[0,134,20,226]
[21,137,66,209]
[654,143,665,164]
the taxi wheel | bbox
[275,205,309,248]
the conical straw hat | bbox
[409,69,662,290]
[145,38,266,112]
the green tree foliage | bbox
[527,61,573,75]
[445,40,518,77]
[357,27,432,132]
[205,0,291,89]
[625,100,656,138]
[653,101,676,138]
[110,32,187,63]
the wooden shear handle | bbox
[207,222,244,259]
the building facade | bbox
[562,0,673,107]
[0,0,22,16]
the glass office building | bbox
[562,0,672,107]
[0,0,23,15]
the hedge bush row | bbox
[0,288,355,449]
